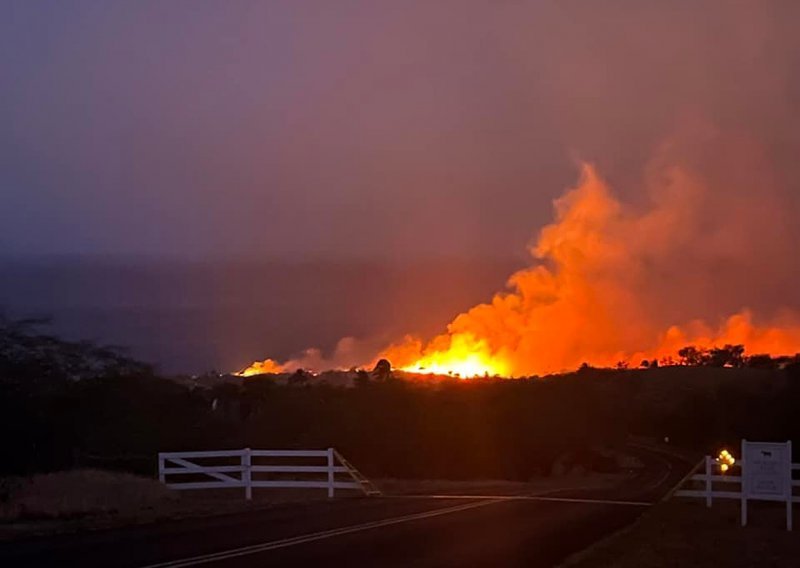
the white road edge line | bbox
[523,496,651,507]
[389,495,652,507]
[138,499,499,568]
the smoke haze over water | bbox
[3,2,800,372]
[0,258,519,373]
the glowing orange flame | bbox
[236,358,282,377]
[240,162,800,379]
[379,163,800,377]
[398,334,509,378]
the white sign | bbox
[674,439,794,531]
[743,441,791,500]
[740,439,793,531]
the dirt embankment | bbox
[562,499,800,568]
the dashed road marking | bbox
[139,499,500,568]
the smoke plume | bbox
[242,141,800,377]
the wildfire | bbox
[398,334,509,378]
[378,163,800,376]
[238,162,800,379]
[236,358,282,377]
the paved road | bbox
[0,447,691,568]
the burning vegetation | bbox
[4,314,800,483]
[240,163,800,379]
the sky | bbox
[4,1,800,373]
[3,1,798,261]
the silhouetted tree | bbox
[708,345,745,368]
[0,315,151,383]
[354,369,371,387]
[288,369,309,386]
[678,346,707,367]
[372,359,392,381]
[746,354,777,369]
[5,317,800,482]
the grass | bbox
[0,464,633,542]
[0,469,177,522]
[0,469,334,541]
[563,498,800,567]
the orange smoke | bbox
[239,163,800,378]
[380,163,800,376]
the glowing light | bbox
[377,164,800,377]
[396,333,510,379]
[238,163,800,378]
[401,357,502,379]
[236,358,283,377]
[716,448,736,474]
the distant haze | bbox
[3,2,799,260]
[3,2,800,373]
[0,257,520,373]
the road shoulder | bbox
[559,499,800,568]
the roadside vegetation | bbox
[563,499,800,568]
[2,317,800,485]
[0,469,175,523]
[0,468,341,540]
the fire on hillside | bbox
[239,164,800,379]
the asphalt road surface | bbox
[0,447,692,568]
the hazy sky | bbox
[3,1,800,260]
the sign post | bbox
[741,439,793,530]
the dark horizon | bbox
[0,255,524,374]
[5,1,800,375]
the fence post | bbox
[243,448,252,501]
[705,455,712,508]
[787,440,793,531]
[741,439,748,527]
[158,453,165,484]
[327,447,335,499]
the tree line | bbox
[2,318,799,479]
[627,344,799,370]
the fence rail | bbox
[675,456,800,504]
[675,442,797,531]
[158,448,379,499]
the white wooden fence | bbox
[158,448,381,500]
[675,457,800,502]
[675,440,798,530]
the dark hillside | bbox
[2,320,799,480]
